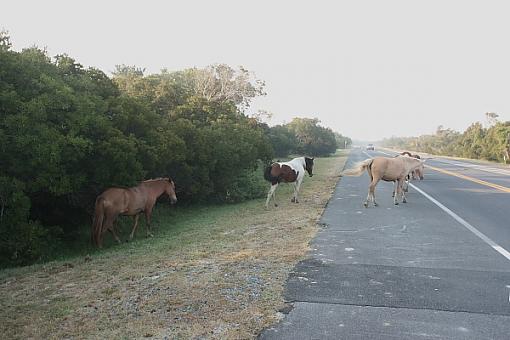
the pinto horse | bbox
[342,156,424,207]
[264,157,314,208]
[91,177,177,247]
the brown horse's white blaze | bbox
[342,156,424,207]
[264,156,314,208]
[91,177,177,247]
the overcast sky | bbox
[2,0,510,140]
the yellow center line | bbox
[425,164,510,193]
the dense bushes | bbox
[267,118,339,157]
[0,32,346,267]
[382,122,510,163]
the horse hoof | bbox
[395,202,399,205]
[403,199,407,203]
[274,204,278,207]
[374,202,378,207]
[291,198,295,203]
[363,202,368,208]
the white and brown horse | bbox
[264,157,314,208]
[342,156,424,207]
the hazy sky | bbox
[2,0,510,140]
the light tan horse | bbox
[342,157,424,207]
[91,177,177,247]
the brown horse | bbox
[91,177,177,247]
[400,152,424,180]
[395,152,424,194]
[341,156,424,207]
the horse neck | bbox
[404,159,421,172]
[290,157,306,170]
[141,180,167,198]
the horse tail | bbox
[264,164,279,183]
[91,197,105,247]
[341,158,374,177]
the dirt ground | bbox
[0,152,347,339]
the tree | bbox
[485,112,499,127]
[335,133,352,149]
[190,64,266,111]
[286,118,337,156]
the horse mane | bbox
[142,177,173,183]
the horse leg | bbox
[371,179,379,207]
[400,178,407,203]
[101,213,117,246]
[394,178,405,205]
[365,178,380,207]
[291,182,297,203]
[265,183,278,208]
[129,214,140,240]
[293,179,303,203]
[145,208,154,237]
[272,187,278,207]
[108,228,122,244]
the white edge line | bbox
[409,182,510,261]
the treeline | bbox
[0,32,347,267]
[267,118,350,157]
[382,121,510,163]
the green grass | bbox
[0,150,349,339]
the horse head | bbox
[164,177,178,204]
[413,164,425,180]
[305,157,314,177]
[412,159,425,180]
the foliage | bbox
[335,132,352,149]
[266,124,298,157]
[0,31,349,267]
[382,121,510,163]
[286,118,338,156]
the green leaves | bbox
[382,121,510,163]
[272,118,338,157]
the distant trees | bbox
[335,133,352,149]
[382,118,510,163]
[266,118,340,157]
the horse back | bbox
[271,163,298,183]
[372,157,408,181]
[99,187,141,215]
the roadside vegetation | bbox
[0,151,348,339]
[381,113,510,163]
[0,30,351,267]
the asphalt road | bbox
[260,149,510,339]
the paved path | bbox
[260,149,510,339]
